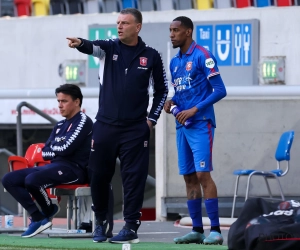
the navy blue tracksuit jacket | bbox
[77,36,169,125]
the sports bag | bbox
[228,198,300,250]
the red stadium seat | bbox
[275,0,294,6]
[235,0,254,7]
[14,0,31,16]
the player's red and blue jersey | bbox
[170,40,227,128]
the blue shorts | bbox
[176,121,214,175]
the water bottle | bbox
[170,105,193,128]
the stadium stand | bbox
[2,0,299,19]
[50,0,68,14]
[0,0,15,16]
[32,0,49,16]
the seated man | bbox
[2,84,108,238]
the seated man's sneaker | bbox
[203,231,223,245]
[174,231,205,244]
[21,218,52,238]
[109,227,139,244]
[93,220,110,243]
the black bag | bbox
[228,198,300,250]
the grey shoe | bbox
[174,231,205,244]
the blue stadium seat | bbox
[0,0,15,16]
[122,0,137,8]
[255,0,274,7]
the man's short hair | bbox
[120,8,142,24]
[173,16,194,32]
[55,84,83,107]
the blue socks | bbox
[205,198,221,233]
[187,198,203,229]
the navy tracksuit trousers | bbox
[2,162,87,216]
[89,120,150,228]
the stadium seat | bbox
[52,183,91,230]
[158,0,174,10]
[234,0,254,7]
[137,0,158,11]
[214,0,233,8]
[100,0,122,12]
[254,0,273,6]
[14,0,31,16]
[275,0,294,6]
[32,0,49,16]
[0,0,15,16]
[231,130,294,218]
[50,0,68,14]
[173,0,194,9]
[84,0,99,13]
[196,0,213,9]
[122,0,137,8]
[66,0,84,14]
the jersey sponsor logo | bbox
[186,62,193,71]
[58,171,63,175]
[263,209,294,217]
[67,123,72,132]
[140,57,148,66]
[200,161,205,168]
[113,54,118,61]
[144,141,148,147]
[205,58,215,68]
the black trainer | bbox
[93,220,110,243]
[109,226,139,244]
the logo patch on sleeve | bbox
[205,58,215,69]
[200,162,205,168]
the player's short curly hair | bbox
[173,16,194,32]
[55,84,83,107]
